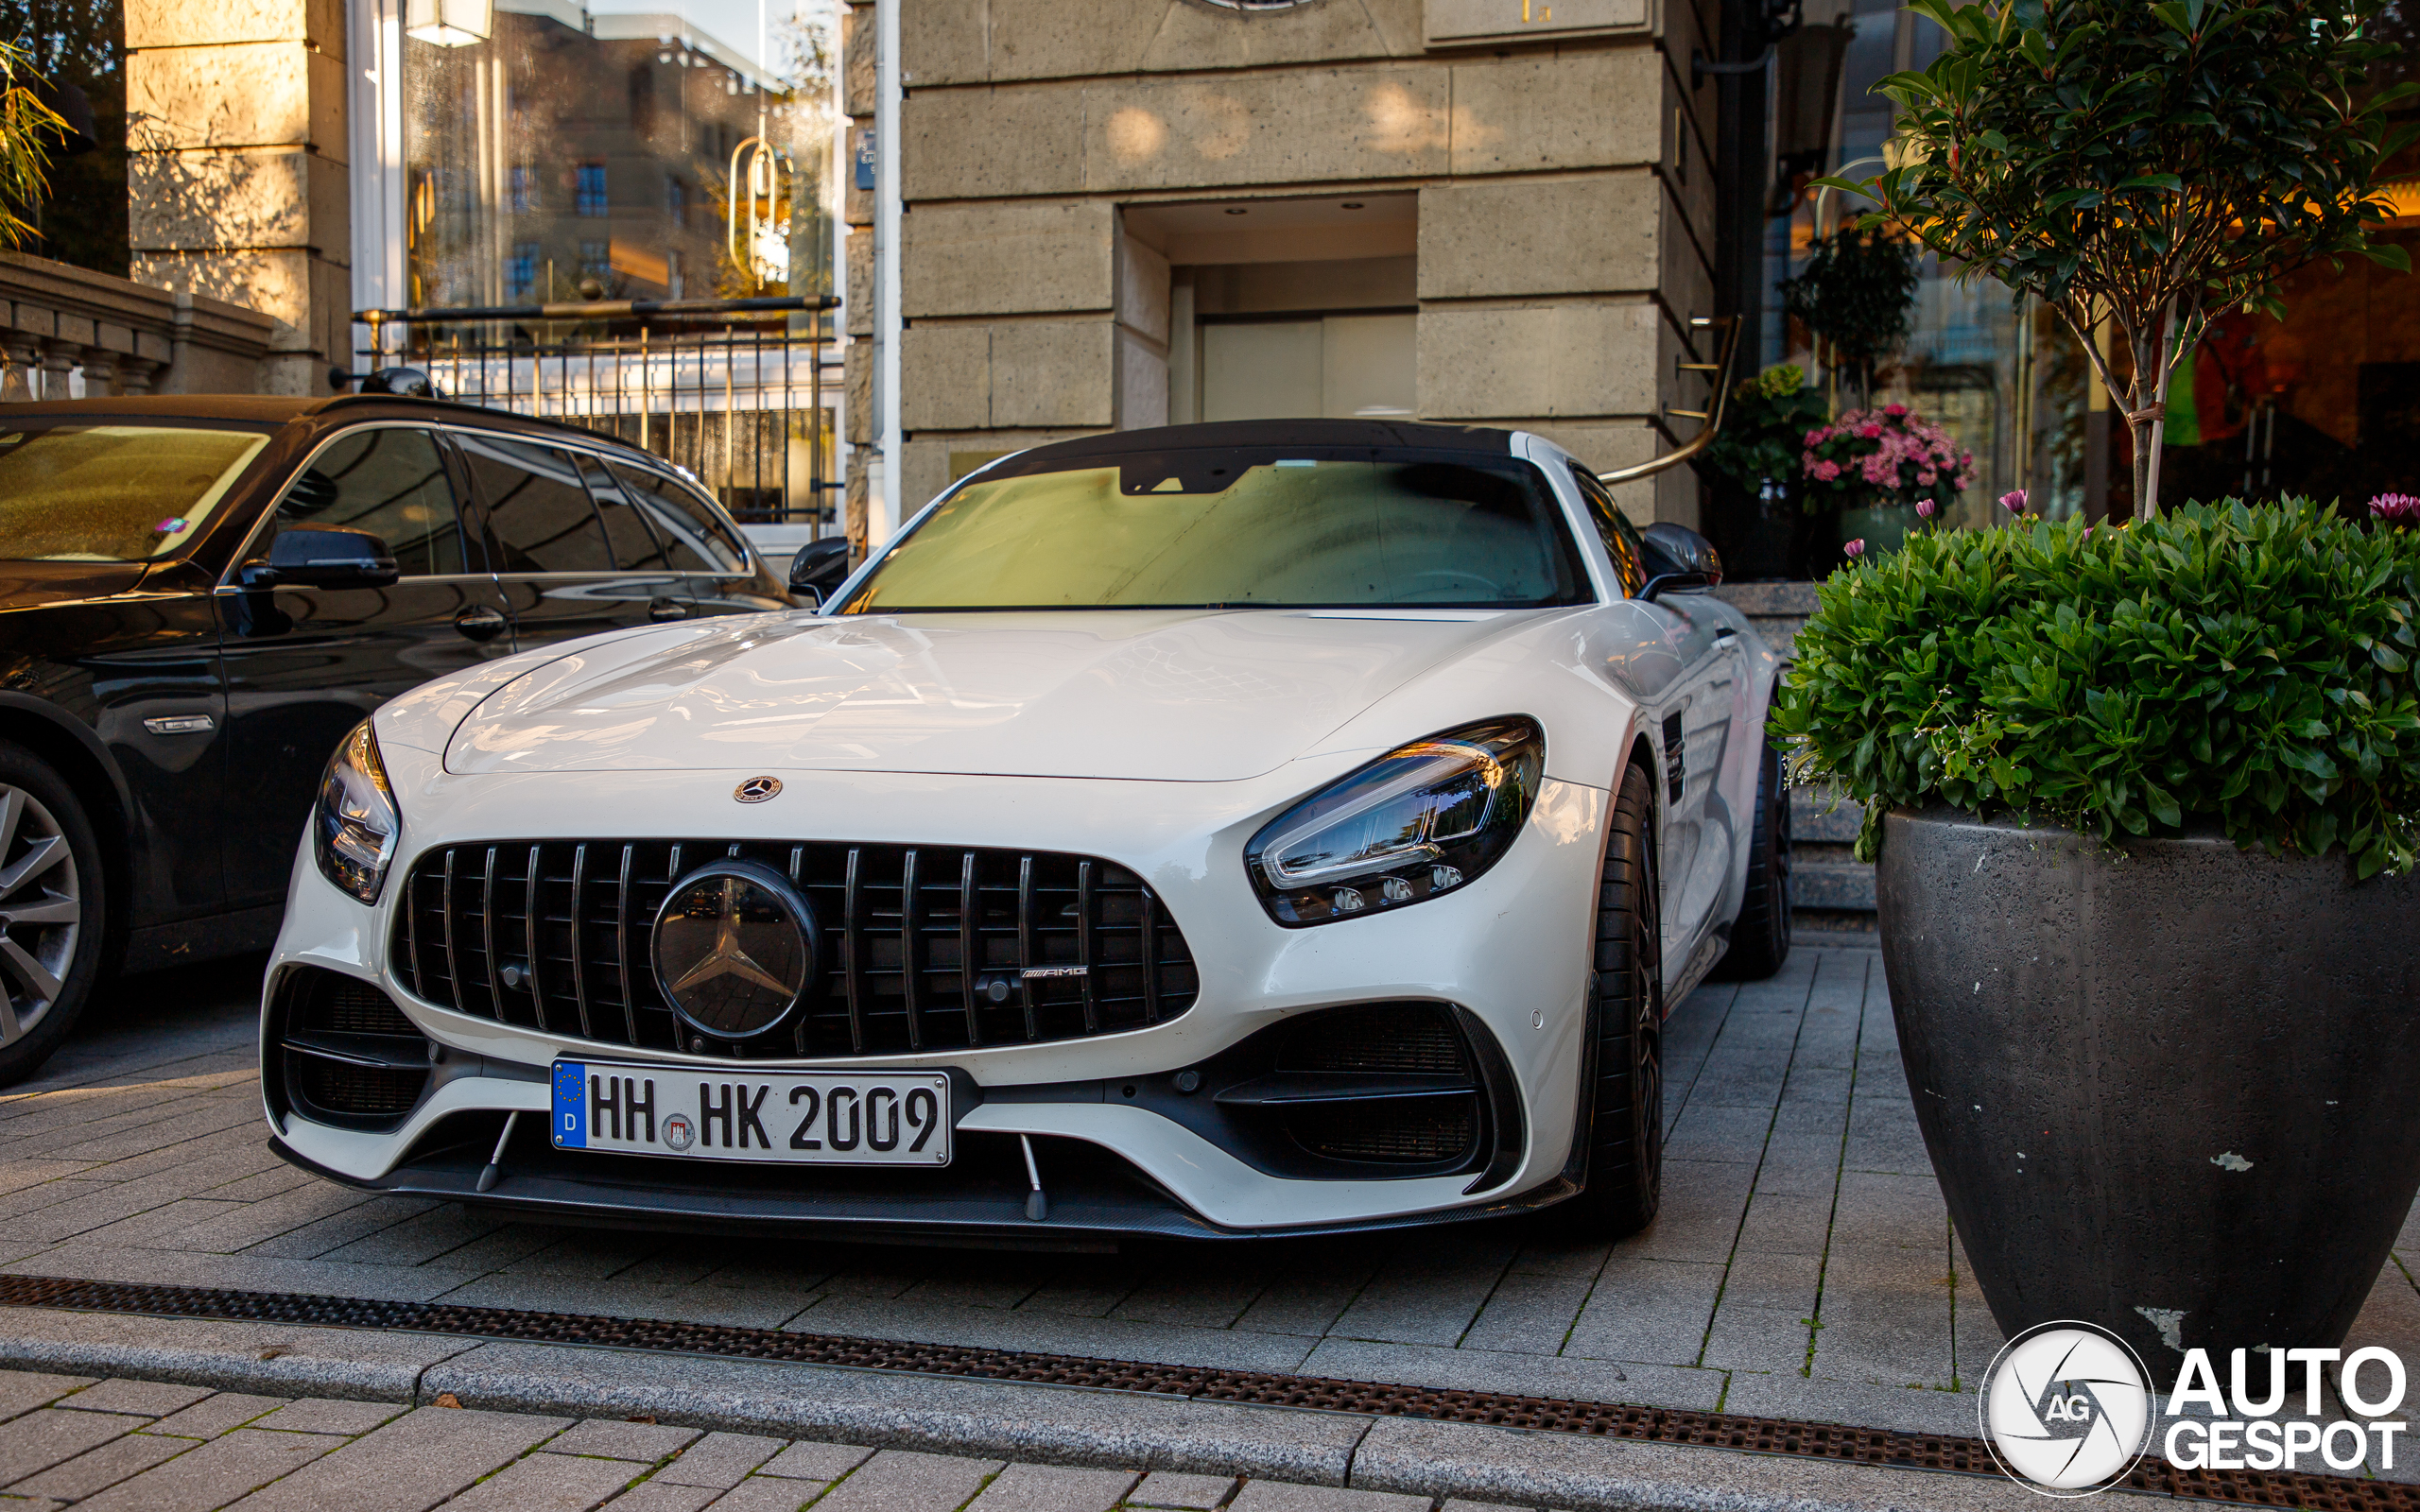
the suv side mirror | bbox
[788,536,852,603]
[1638,522,1723,602]
[243,526,402,590]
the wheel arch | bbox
[0,694,136,956]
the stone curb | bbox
[0,1308,2142,1512]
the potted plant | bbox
[1771,499,2420,1365]
[1779,227,1922,411]
[1706,363,1832,575]
[1800,403,1975,558]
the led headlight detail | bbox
[1246,717,1543,926]
[314,720,400,904]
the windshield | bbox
[837,452,1592,612]
[0,423,271,562]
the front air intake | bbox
[273,967,432,1132]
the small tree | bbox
[1817,0,2415,516]
[1779,226,1923,407]
[0,37,56,249]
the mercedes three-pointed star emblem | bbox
[650,862,819,1040]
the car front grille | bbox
[390,840,1201,1060]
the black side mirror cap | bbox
[1639,522,1724,585]
[788,536,853,600]
[1640,571,1717,603]
[245,526,401,590]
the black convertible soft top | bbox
[984,420,1515,481]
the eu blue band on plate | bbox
[553,1061,587,1148]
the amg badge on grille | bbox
[651,862,820,1040]
[734,776,782,803]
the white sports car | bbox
[262,420,1790,1242]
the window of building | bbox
[507,242,540,299]
[578,241,610,280]
[393,11,834,308]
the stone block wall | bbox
[124,0,351,397]
[844,0,1724,537]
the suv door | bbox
[456,430,683,651]
[1568,466,1745,980]
[216,423,513,906]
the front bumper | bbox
[264,760,1612,1237]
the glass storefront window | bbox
[399,0,837,309]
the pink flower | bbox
[1843,539,1867,558]
[1884,403,1909,418]
[1999,489,2029,515]
[1858,423,1883,439]
[1811,460,1841,482]
[2082,524,2095,540]
[2371,493,2420,525]
[1915,498,1936,519]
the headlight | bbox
[1245,716,1543,926]
[314,720,399,904]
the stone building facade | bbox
[122,0,354,398]
[840,0,1727,534]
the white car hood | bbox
[443,609,1547,781]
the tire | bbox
[1542,758,1664,1241]
[1710,738,1793,981]
[0,742,108,1088]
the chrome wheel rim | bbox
[0,785,78,1046]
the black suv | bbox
[0,394,805,1083]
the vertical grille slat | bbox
[1076,861,1099,1036]
[898,848,924,1053]
[568,843,594,1040]
[440,849,461,1013]
[523,845,547,1032]
[1016,855,1040,1042]
[394,838,1199,1059]
[842,847,867,1054]
[958,850,980,1048]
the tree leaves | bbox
[1768,505,2420,874]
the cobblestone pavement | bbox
[0,1367,1464,1512]
[4,946,2418,1449]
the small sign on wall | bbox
[854,129,876,192]
[1425,0,1647,43]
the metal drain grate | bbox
[0,1273,2403,1510]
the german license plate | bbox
[550,1061,951,1166]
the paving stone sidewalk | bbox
[0,1366,1459,1512]
[6,946,2420,1454]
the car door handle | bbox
[455,606,509,642]
[648,601,690,623]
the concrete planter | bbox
[1876,807,2420,1366]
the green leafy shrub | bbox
[1769,501,2420,876]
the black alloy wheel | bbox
[1711,738,1792,981]
[0,740,106,1088]
[1544,758,1664,1240]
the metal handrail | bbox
[353,294,839,326]
[1599,313,1745,487]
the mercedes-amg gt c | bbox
[261,420,1791,1242]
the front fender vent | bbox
[390,840,1201,1061]
[273,968,432,1132]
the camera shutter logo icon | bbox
[1979,1320,2154,1496]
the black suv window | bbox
[460,433,614,575]
[576,454,675,571]
[1569,465,1647,598]
[606,459,749,574]
[268,426,466,576]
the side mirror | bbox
[1638,522,1723,602]
[243,527,401,590]
[788,536,852,603]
